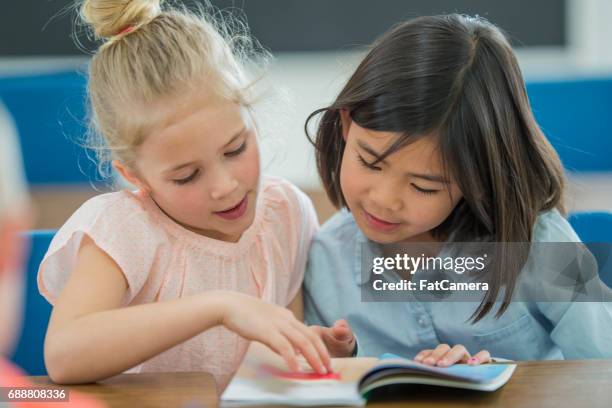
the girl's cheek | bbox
[239,144,260,187]
[168,181,211,215]
[340,155,365,199]
[418,197,457,228]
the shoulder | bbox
[54,189,166,246]
[307,209,361,264]
[258,175,317,226]
[73,190,146,216]
[40,190,166,304]
[314,209,360,246]
[260,175,312,210]
[303,210,361,313]
[533,208,581,243]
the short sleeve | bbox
[38,191,167,305]
[261,177,320,306]
[285,184,320,305]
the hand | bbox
[309,319,356,358]
[219,291,332,374]
[414,344,491,367]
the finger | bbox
[310,326,338,348]
[332,319,350,331]
[325,326,352,346]
[414,349,433,363]
[308,325,325,338]
[267,334,299,372]
[307,325,328,356]
[436,345,470,367]
[293,321,332,372]
[283,326,327,374]
[326,327,355,351]
[468,350,491,365]
[318,326,354,358]
[331,320,354,342]
[423,344,451,365]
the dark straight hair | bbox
[306,14,565,322]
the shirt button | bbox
[417,315,428,328]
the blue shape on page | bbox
[379,353,407,360]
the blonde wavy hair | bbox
[79,0,265,178]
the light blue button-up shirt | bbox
[304,209,612,359]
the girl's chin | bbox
[204,212,256,241]
[364,232,403,244]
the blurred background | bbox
[1,0,611,227]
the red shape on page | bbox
[259,364,341,381]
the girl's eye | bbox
[225,141,247,157]
[173,169,200,185]
[412,184,438,195]
[357,154,382,171]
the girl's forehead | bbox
[138,98,250,164]
[144,86,242,129]
[353,124,443,165]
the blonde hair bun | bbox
[81,0,162,39]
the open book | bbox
[221,343,517,407]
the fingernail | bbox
[468,357,478,364]
[438,358,448,366]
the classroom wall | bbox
[1,0,612,228]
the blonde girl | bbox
[39,0,330,390]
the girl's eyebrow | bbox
[356,139,449,184]
[164,127,247,174]
[165,160,198,174]
[410,172,450,184]
[357,140,386,163]
[222,126,247,147]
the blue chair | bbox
[0,71,100,185]
[10,230,55,375]
[568,211,612,288]
[527,78,612,172]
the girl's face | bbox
[340,112,463,244]
[117,91,260,243]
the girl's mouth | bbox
[363,209,401,232]
[214,195,248,220]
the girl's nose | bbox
[209,167,239,200]
[370,181,403,213]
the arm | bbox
[45,236,330,384]
[45,235,228,383]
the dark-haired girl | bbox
[306,14,612,366]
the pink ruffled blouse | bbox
[38,176,319,390]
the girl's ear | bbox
[340,109,352,142]
[112,161,150,193]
